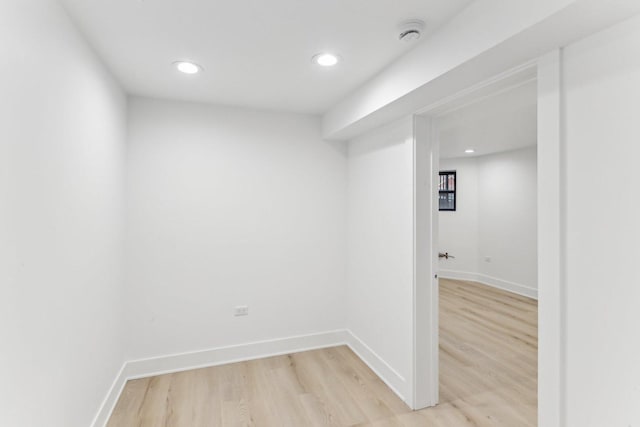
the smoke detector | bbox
[398,20,425,42]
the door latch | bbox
[438,252,455,259]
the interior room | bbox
[3,1,640,427]
[436,80,538,425]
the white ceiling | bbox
[437,80,537,159]
[60,0,472,114]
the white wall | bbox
[0,1,127,426]
[562,15,640,427]
[346,117,415,400]
[3,4,638,427]
[477,147,538,290]
[439,147,538,296]
[125,97,347,360]
[438,157,479,274]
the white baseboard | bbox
[124,330,349,380]
[92,329,414,426]
[91,329,349,427]
[439,269,538,300]
[91,278,531,427]
[438,269,479,283]
[344,330,409,405]
[90,363,128,427]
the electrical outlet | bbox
[234,305,249,317]
[484,256,492,263]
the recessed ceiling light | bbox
[312,53,340,67]
[174,61,202,74]
[465,149,475,154]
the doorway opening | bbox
[435,78,539,425]
[412,53,562,424]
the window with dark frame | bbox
[439,171,456,211]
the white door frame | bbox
[536,49,564,427]
[411,50,565,427]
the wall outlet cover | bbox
[234,306,249,316]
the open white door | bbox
[412,115,439,409]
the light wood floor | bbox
[107,279,537,426]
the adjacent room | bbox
[436,80,538,425]
[3,1,640,427]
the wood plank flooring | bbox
[107,279,537,426]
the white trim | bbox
[91,330,348,427]
[123,330,348,380]
[438,269,479,283]
[439,269,538,300]
[416,60,537,117]
[537,49,565,427]
[432,75,537,119]
[91,329,413,426]
[344,330,409,406]
[90,363,128,427]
